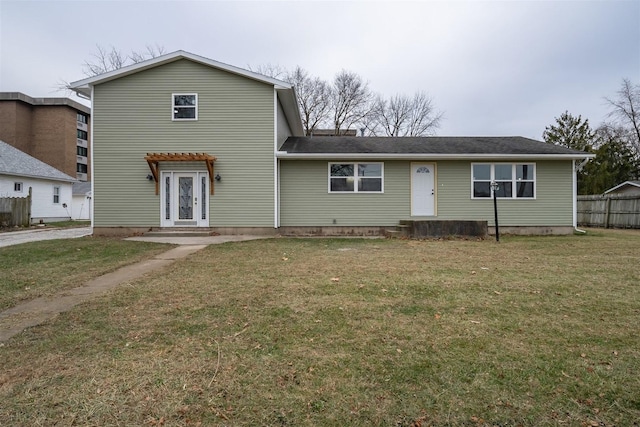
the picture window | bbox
[329,162,383,193]
[472,163,535,199]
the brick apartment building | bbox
[0,92,91,181]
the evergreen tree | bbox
[543,111,595,151]
[580,125,640,194]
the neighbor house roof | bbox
[277,136,595,160]
[69,50,303,135]
[72,181,92,195]
[604,180,640,194]
[0,140,77,182]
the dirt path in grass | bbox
[0,235,273,343]
[0,245,207,342]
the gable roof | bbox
[69,50,304,135]
[604,180,640,194]
[0,140,77,182]
[72,181,92,195]
[277,136,595,160]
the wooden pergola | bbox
[144,152,217,195]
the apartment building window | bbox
[77,146,88,157]
[77,129,88,140]
[172,93,198,120]
[77,163,88,173]
[14,182,23,192]
[77,113,88,124]
[53,186,60,204]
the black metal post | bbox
[492,184,499,242]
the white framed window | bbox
[172,93,198,120]
[53,186,60,204]
[14,182,23,192]
[471,163,535,199]
[329,162,383,193]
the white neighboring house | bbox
[0,140,76,223]
[72,181,92,220]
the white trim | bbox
[410,162,436,216]
[273,89,279,228]
[277,152,594,161]
[90,86,95,229]
[172,93,198,121]
[160,171,209,227]
[70,50,293,94]
[604,180,640,194]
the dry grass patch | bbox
[0,237,173,310]
[1,230,639,426]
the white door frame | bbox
[411,162,436,216]
[160,171,210,227]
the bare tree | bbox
[248,63,288,80]
[331,70,372,135]
[605,78,640,153]
[369,92,442,136]
[58,44,167,96]
[82,44,166,77]
[129,44,166,64]
[286,67,332,136]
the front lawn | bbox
[0,238,172,311]
[1,230,638,426]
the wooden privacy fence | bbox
[577,194,640,229]
[0,187,31,227]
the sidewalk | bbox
[0,226,92,248]
[0,234,271,342]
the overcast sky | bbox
[1,0,638,139]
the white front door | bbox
[161,171,209,227]
[411,163,435,216]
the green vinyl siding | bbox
[92,59,275,227]
[436,160,574,226]
[280,160,410,226]
[280,159,575,227]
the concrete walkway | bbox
[0,234,271,342]
[0,226,92,248]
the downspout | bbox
[573,158,590,234]
[273,89,279,229]
[90,85,95,232]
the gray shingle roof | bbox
[278,136,592,158]
[72,181,92,195]
[0,140,77,182]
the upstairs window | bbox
[77,146,88,157]
[472,163,535,199]
[53,186,60,204]
[77,113,88,124]
[329,163,383,193]
[77,129,88,140]
[172,93,198,120]
[14,182,23,192]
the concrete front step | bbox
[145,229,217,237]
[388,220,488,238]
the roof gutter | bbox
[275,151,596,161]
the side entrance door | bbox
[411,163,435,216]
[161,171,209,227]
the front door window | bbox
[178,176,194,220]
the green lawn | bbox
[1,230,639,426]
